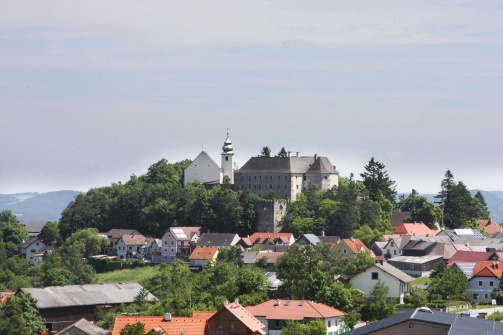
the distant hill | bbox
[0,191,81,222]
[420,190,503,224]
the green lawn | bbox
[94,265,160,285]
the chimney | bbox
[224,300,229,306]
[275,299,281,306]
[321,230,325,237]
[164,313,172,322]
[296,152,300,157]
[314,154,317,160]
[234,298,239,305]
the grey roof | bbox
[452,262,477,278]
[305,157,338,174]
[388,255,443,264]
[344,307,503,335]
[56,318,108,335]
[21,221,48,236]
[373,262,415,283]
[20,283,157,309]
[296,234,320,245]
[19,236,41,249]
[197,233,239,247]
[242,251,260,264]
[236,156,337,175]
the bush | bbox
[488,311,503,321]
[88,257,147,273]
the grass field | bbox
[411,276,431,286]
[94,265,161,285]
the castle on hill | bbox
[183,133,339,200]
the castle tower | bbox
[221,131,234,184]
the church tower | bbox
[221,131,234,184]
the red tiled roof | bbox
[249,233,293,245]
[239,237,253,247]
[393,222,437,237]
[446,251,495,267]
[222,302,266,335]
[341,238,371,254]
[383,234,400,241]
[112,313,214,335]
[1,292,15,304]
[472,261,503,279]
[189,247,218,260]
[246,299,345,321]
[121,234,148,246]
[476,219,501,235]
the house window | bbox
[371,272,378,280]
[303,176,306,180]
[394,250,397,255]
[473,293,479,299]
[327,320,331,327]
[230,321,235,329]
[217,320,223,329]
[479,281,483,287]
[30,249,36,253]
[409,263,414,269]
[485,294,489,299]
[490,281,494,287]
[343,249,347,254]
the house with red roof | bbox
[332,238,374,260]
[208,300,266,335]
[476,219,502,235]
[246,299,346,335]
[392,222,437,237]
[112,311,215,335]
[467,260,503,302]
[161,226,201,262]
[189,246,219,269]
[446,251,497,268]
[116,233,148,260]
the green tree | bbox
[360,157,397,204]
[341,251,375,278]
[0,292,45,335]
[429,266,469,300]
[353,224,383,248]
[360,281,395,322]
[396,190,440,228]
[120,322,145,335]
[408,288,429,307]
[277,147,288,157]
[471,191,490,219]
[40,221,63,246]
[261,146,272,157]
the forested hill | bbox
[420,190,503,223]
[0,191,81,222]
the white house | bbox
[467,260,503,302]
[246,299,346,335]
[145,238,162,262]
[349,262,414,304]
[116,234,148,260]
[19,236,46,266]
[161,226,201,262]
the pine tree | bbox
[360,157,396,204]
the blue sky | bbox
[1,1,503,194]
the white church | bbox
[184,133,339,200]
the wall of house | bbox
[161,232,178,262]
[235,173,293,199]
[350,266,408,302]
[25,240,45,266]
[207,309,255,335]
[468,276,498,302]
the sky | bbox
[1,1,503,195]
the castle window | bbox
[254,185,256,189]
[324,176,328,179]
[249,184,251,189]
[265,176,267,179]
[278,176,280,179]
[225,156,228,161]
[277,185,280,189]
[249,176,251,181]
[255,176,257,180]
[303,176,306,181]
[270,184,272,188]
[296,185,299,189]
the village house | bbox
[189,246,219,269]
[332,238,374,260]
[197,232,240,249]
[56,318,108,335]
[208,300,266,335]
[112,312,216,335]
[349,261,414,304]
[161,226,201,262]
[295,233,341,247]
[476,219,502,235]
[392,222,437,237]
[145,238,162,262]
[246,299,346,335]
[105,229,140,255]
[387,255,444,277]
[18,236,46,265]
[19,283,157,332]
[116,233,148,260]
[467,260,503,302]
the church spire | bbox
[221,129,234,184]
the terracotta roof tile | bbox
[393,222,437,237]
[222,302,266,335]
[121,234,148,246]
[246,299,344,320]
[249,233,293,245]
[472,260,503,279]
[1,292,15,304]
[476,219,502,235]
[446,251,495,267]
[112,314,214,335]
[189,247,218,260]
